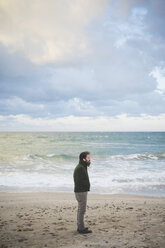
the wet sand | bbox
[0,192,165,248]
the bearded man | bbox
[73,151,92,234]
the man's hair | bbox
[79,151,90,161]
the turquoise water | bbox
[0,132,165,196]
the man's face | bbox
[83,154,91,166]
[85,154,90,162]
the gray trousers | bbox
[75,191,88,230]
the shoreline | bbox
[0,192,165,247]
[1,191,165,197]
[0,190,165,198]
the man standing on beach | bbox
[73,151,92,234]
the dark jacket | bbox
[73,160,90,192]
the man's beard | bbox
[86,160,91,166]
[80,159,91,167]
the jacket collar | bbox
[79,160,87,168]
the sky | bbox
[0,0,165,131]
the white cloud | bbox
[0,113,165,131]
[0,0,108,65]
[151,66,165,94]
[0,96,45,116]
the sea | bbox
[0,132,165,197]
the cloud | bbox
[0,0,165,130]
[0,113,165,131]
[151,65,165,94]
[0,96,45,116]
[0,0,108,65]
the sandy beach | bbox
[0,192,164,248]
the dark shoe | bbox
[77,228,92,234]
[77,227,88,232]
